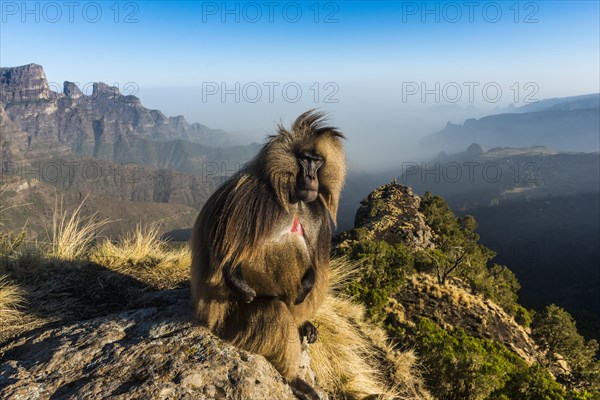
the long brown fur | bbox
[191,110,345,387]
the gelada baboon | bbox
[191,110,345,399]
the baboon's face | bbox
[295,151,323,203]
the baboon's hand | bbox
[299,321,318,344]
[290,378,320,400]
[294,267,315,305]
[224,263,256,303]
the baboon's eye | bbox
[298,152,324,164]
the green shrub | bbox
[339,239,415,319]
[409,317,520,400]
[532,305,600,394]
[490,363,568,400]
[514,304,533,328]
[407,317,569,400]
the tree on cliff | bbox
[418,192,494,285]
[532,304,600,394]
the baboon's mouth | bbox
[298,189,318,202]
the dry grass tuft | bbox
[1,197,189,341]
[1,186,28,338]
[48,196,110,261]
[0,275,26,340]
[310,258,431,400]
[0,275,23,317]
[90,222,190,289]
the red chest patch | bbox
[291,216,304,235]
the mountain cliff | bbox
[0,64,235,152]
[0,64,260,236]
[0,63,259,178]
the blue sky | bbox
[2,1,598,85]
[1,1,599,166]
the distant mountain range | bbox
[506,93,600,114]
[0,64,259,168]
[0,63,259,236]
[0,64,239,147]
[419,93,599,155]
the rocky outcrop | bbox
[63,81,83,99]
[0,63,53,103]
[0,300,299,399]
[335,182,434,251]
[388,274,541,364]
